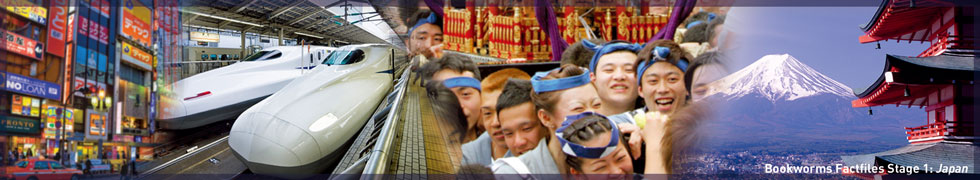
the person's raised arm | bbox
[642,112,669,174]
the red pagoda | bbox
[843,0,976,178]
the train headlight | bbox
[309,113,338,132]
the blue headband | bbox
[686,12,717,29]
[409,12,440,35]
[443,77,481,91]
[636,46,689,85]
[686,20,704,29]
[684,13,718,29]
[556,112,620,159]
[585,41,644,72]
[530,67,591,94]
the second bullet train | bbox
[229,44,401,178]
[159,46,335,130]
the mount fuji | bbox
[704,54,853,102]
[701,54,922,155]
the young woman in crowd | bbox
[558,112,636,175]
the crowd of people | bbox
[402,8,731,176]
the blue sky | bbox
[724,6,929,93]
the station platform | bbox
[331,71,464,176]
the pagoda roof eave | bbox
[858,0,957,44]
[859,0,891,32]
[841,142,978,173]
[851,54,975,107]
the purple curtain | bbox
[423,0,445,19]
[649,0,696,43]
[535,0,569,61]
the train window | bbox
[346,50,365,64]
[319,51,330,63]
[210,54,218,60]
[241,50,282,62]
[323,49,365,65]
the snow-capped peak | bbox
[705,54,854,102]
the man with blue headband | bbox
[636,40,691,117]
[583,40,644,120]
[608,39,693,129]
[408,12,444,59]
[422,54,484,142]
[408,12,444,87]
[583,41,650,168]
[443,76,484,142]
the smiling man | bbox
[407,12,444,59]
[461,68,530,166]
[636,40,691,115]
[585,41,644,117]
[495,79,548,156]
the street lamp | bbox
[85,87,112,162]
[90,89,112,110]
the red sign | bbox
[91,20,100,42]
[46,0,68,57]
[62,44,72,102]
[2,30,44,60]
[87,17,98,41]
[99,0,110,17]
[66,14,74,42]
[99,22,108,44]
[77,16,88,37]
[82,16,108,45]
[73,77,106,97]
[89,0,109,17]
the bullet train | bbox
[158,46,336,130]
[228,44,399,178]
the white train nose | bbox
[231,131,301,167]
[229,112,323,168]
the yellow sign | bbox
[2,0,48,25]
[121,0,152,47]
[121,41,152,70]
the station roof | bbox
[183,0,404,46]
